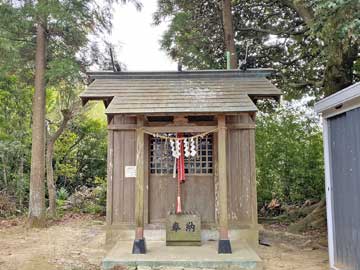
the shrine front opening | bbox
[149,131,215,225]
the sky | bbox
[110,0,177,71]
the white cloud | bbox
[110,0,177,71]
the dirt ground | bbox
[258,224,329,270]
[0,214,329,270]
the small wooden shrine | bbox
[80,69,281,254]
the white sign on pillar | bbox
[125,166,137,178]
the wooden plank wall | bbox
[106,113,258,229]
[149,175,215,224]
[109,115,136,225]
[226,114,257,227]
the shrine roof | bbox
[80,69,281,115]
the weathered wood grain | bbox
[80,71,281,114]
[135,116,145,236]
[106,130,114,225]
[149,175,215,224]
[144,126,217,133]
[108,124,137,130]
[111,115,136,225]
[213,133,219,224]
[249,127,258,225]
[226,115,257,227]
[144,134,150,224]
[218,115,229,239]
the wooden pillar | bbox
[249,116,258,226]
[132,115,146,254]
[106,129,114,226]
[217,115,232,253]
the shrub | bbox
[61,177,106,215]
[256,104,325,205]
[0,191,17,218]
[57,187,69,201]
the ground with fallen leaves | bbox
[0,214,329,270]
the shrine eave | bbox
[80,69,281,114]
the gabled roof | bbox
[315,82,360,118]
[106,92,257,114]
[80,69,281,115]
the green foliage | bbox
[154,0,226,69]
[313,0,360,41]
[156,2,225,69]
[0,74,107,214]
[154,0,359,99]
[0,75,32,209]
[0,191,18,218]
[57,187,70,201]
[61,178,107,215]
[54,116,107,191]
[92,176,107,210]
[256,104,325,204]
[83,202,104,215]
[0,0,119,82]
[153,0,351,205]
[0,76,32,143]
[56,187,69,214]
[0,0,142,217]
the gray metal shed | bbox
[315,82,360,270]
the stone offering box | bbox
[166,212,201,246]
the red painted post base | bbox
[135,227,144,240]
[219,227,229,240]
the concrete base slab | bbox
[103,240,262,270]
[106,228,260,249]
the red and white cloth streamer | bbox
[176,133,186,213]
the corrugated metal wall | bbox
[329,107,360,270]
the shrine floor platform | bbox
[102,240,262,270]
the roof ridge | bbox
[87,69,274,81]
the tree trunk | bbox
[18,157,24,208]
[46,140,56,217]
[28,22,47,228]
[2,156,7,188]
[46,110,72,218]
[221,0,237,69]
[291,0,314,26]
[289,0,358,96]
[323,42,358,96]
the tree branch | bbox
[0,34,34,43]
[48,109,72,144]
[276,0,315,25]
[237,27,307,36]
